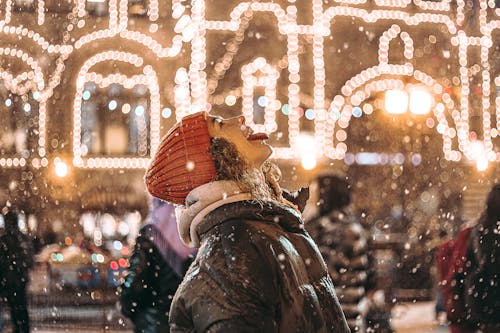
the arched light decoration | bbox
[73,0,186,58]
[0,47,45,92]
[198,0,466,160]
[0,46,50,167]
[148,0,159,22]
[413,0,451,11]
[72,52,161,169]
[374,0,412,9]
[188,0,208,113]
[241,57,280,134]
[0,0,497,166]
[325,58,462,161]
[174,67,191,121]
[378,25,414,66]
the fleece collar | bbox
[176,181,252,248]
[176,180,305,248]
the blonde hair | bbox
[210,137,274,202]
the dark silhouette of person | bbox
[120,198,196,333]
[0,210,34,333]
[465,184,500,333]
[306,174,394,332]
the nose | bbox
[235,116,245,125]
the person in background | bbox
[464,183,500,333]
[144,111,350,332]
[306,175,393,333]
[0,209,34,333]
[305,175,370,332]
[120,197,196,333]
[0,216,3,333]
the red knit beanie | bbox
[145,112,216,205]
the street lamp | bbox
[296,134,317,170]
[385,87,433,115]
[468,140,489,172]
[409,88,433,115]
[385,90,408,114]
[54,158,69,178]
[476,157,488,172]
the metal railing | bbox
[1,289,133,332]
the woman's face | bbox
[207,115,272,167]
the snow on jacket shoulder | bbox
[169,200,351,333]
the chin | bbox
[247,141,273,165]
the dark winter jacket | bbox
[464,214,500,326]
[170,199,350,333]
[0,227,34,294]
[306,209,371,332]
[120,224,193,333]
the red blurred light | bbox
[110,261,119,270]
[425,118,435,128]
[118,258,128,268]
[297,107,304,118]
[121,246,130,256]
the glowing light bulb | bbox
[476,156,488,172]
[55,160,68,177]
[409,89,433,115]
[385,90,408,114]
[301,155,317,170]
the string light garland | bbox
[241,57,280,133]
[0,0,497,170]
[72,52,161,169]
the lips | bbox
[248,133,269,141]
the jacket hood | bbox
[176,180,305,247]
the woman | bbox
[145,111,350,332]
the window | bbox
[129,0,147,16]
[14,0,35,11]
[80,83,151,157]
[0,88,38,155]
[86,0,108,17]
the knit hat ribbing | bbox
[145,112,216,205]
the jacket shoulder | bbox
[171,218,280,331]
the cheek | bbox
[207,125,219,138]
